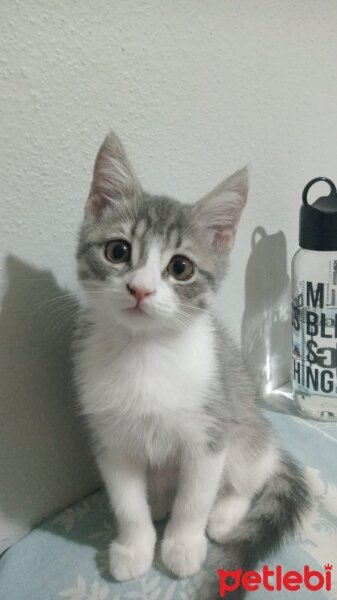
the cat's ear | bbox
[194,167,248,253]
[86,132,141,217]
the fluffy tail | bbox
[213,451,311,599]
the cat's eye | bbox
[105,240,131,264]
[167,255,194,281]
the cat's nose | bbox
[126,284,155,303]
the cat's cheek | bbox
[154,288,178,317]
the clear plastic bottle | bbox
[292,177,337,421]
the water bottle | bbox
[292,177,337,421]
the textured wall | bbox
[1,0,337,548]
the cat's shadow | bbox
[0,255,99,556]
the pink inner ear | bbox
[213,226,235,253]
[88,193,110,218]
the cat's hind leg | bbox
[207,443,278,544]
[207,492,251,543]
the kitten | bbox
[74,133,310,593]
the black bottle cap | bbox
[300,177,337,250]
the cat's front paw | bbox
[161,531,207,578]
[109,529,156,581]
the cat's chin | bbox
[114,308,180,334]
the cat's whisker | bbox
[39,291,78,305]
[177,303,207,313]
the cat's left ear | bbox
[193,167,248,253]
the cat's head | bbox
[77,132,248,333]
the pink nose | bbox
[126,284,155,304]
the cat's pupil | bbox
[114,243,127,260]
[173,259,186,275]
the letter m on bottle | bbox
[307,282,324,308]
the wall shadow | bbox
[0,255,99,554]
[241,227,291,398]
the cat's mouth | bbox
[125,304,149,316]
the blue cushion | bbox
[1,409,336,599]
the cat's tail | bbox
[213,451,311,600]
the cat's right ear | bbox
[85,132,141,217]
[193,167,248,253]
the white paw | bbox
[207,495,250,543]
[161,531,207,578]
[109,528,156,581]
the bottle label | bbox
[292,259,337,397]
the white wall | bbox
[2,0,337,331]
[1,0,337,547]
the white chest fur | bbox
[76,314,217,463]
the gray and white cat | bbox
[74,133,310,593]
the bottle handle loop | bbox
[302,177,337,206]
